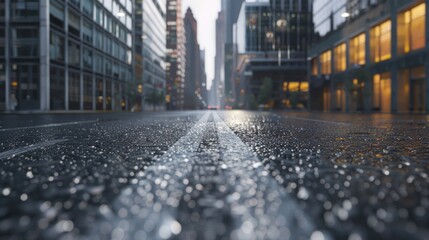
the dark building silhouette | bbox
[211,11,226,108]
[221,0,245,108]
[184,8,205,109]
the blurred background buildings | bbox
[0,0,428,113]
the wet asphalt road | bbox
[0,111,428,240]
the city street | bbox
[0,111,428,240]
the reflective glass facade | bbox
[0,0,133,111]
[166,0,186,110]
[135,0,167,111]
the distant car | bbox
[208,106,218,110]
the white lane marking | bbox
[213,112,315,239]
[0,120,99,132]
[0,139,68,160]
[281,115,351,126]
[91,112,211,239]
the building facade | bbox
[135,0,167,111]
[221,0,244,108]
[309,0,429,113]
[0,0,134,112]
[166,0,186,110]
[233,0,312,109]
[184,8,205,110]
[210,11,226,109]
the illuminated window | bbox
[398,3,426,54]
[373,73,392,112]
[311,58,318,76]
[320,50,332,75]
[350,33,366,66]
[370,20,391,62]
[334,43,347,72]
[300,82,309,92]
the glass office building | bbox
[135,0,167,111]
[309,0,429,113]
[0,0,133,112]
[166,0,186,110]
[233,0,312,109]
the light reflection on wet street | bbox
[0,111,428,240]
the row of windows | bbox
[50,66,127,111]
[312,3,426,76]
[50,1,132,48]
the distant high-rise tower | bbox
[211,11,226,108]
[166,0,186,110]
[184,8,205,110]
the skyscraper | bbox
[221,0,245,108]
[0,0,134,112]
[184,8,204,110]
[166,0,186,110]
[211,11,225,108]
[135,0,167,111]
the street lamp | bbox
[341,12,350,18]
[117,10,126,17]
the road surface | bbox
[0,111,428,240]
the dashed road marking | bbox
[0,120,99,132]
[0,139,68,160]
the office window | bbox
[105,59,112,76]
[371,20,391,62]
[82,0,93,16]
[68,10,80,36]
[11,27,39,57]
[334,43,347,72]
[95,53,103,74]
[0,28,4,57]
[69,0,80,8]
[11,0,39,20]
[94,4,104,26]
[320,50,332,75]
[50,0,64,28]
[0,1,4,19]
[50,66,65,110]
[106,80,112,110]
[398,3,426,55]
[69,71,80,110]
[83,48,93,69]
[50,31,64,61]
[311,58,318,76]
[349,33,366,66]
[82,20,93,44]
[68,41,80,66]
[83,75,93,110]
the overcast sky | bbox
[182,0,221,89]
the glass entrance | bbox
[373,73,392,113]
[410,67,426,112]
[11,64,40,110]
[410,79,425,112]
